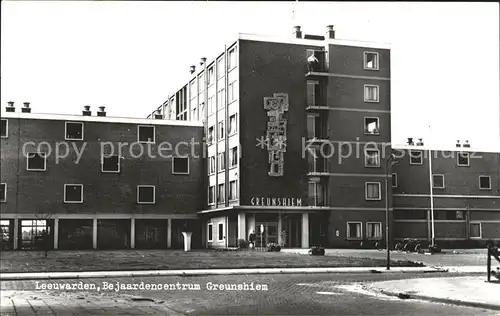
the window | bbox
[1,119,7,138]
[208,186,215,204]
[208,96,215,115]
[0,183,6,202]
[308,182,325,206]
[307,80,321,106]
[391,173,397,188]
[479,176,491,190]
[209,156,216,174]
[217,57,225,78]
[347,222,362,239]
[137,185,155,204]
[457,152,470,166]
[365,182,381,200]
[208,67,215,85]
[198,73,205,92]
[218,222,224,241]
[208,223,213,242]
[433,210,465,221]
[364,117,380,135]
[207,126,214,145]
[64,184,83,203]
[101,155,120,173]
[470,223,481,238]
[364,52,379,70]
[307,114,323,139]
[230,147,238,167]
[218,121,225,139]
[229,114,237,134]
[364,85,379,102]
[228,81,237,103]
[409,151,423,165]
[365,149,380,167]
[218,152,225,171]
[173,157,189,174]
[26,152,47,171]
[228,47,237,69]
[432,174,445,189]
[366,222,382,239]
[191,107,197,121]
[138,125,155,143]
[218,88,226,109]
[229,180,237,200]
[218,183,225,203]
[65,122,84,141]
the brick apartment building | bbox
[1,26,499,250]
[0,103,205,250]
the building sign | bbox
[263,93,289,177]
[251,197,302,207]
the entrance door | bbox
[254,222,278,248]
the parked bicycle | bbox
[395,238,422,253]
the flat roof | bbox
[392,144,500,154]
[1,111,204,127]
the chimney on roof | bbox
[22,102,31,113]
[190,65,196,74]
[97,106,106,117]
[456,140,461,148]
[463,140,471,148]
[407,137,414,145]
[200,57,207,66]
[154,109,163,119]
[326,25,335,39]
[6,101,15,112]
[82,105,91,116]
[293,26,302,39]
[416,138,424,146]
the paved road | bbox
[1,273,497,315]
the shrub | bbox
[238,239,249,250]
[309,245,325,256]
[266,243,281,252]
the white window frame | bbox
[392,173,398,188]
[207,66,215,86]
[469,222,482,239]
[26,152,47,171]
[432,174,445,189]
[229,180,238,201]
[137,185,156,204]
[346,221,362,240]
[101,154,121,173]
[218,121,225,140]
[229,114,238,135]
[217,222,225,241]
[218,152,225,171]
[364,117,380,135]
[207,223,214,242]
[217,183,225,203]
[228,47,237,70]
[409,151,423,165]
[64,184,84,204]
[366,222,382,240]
[172,157,190,175]
[137,125,155,144]
[457,152,470,167]
[208,126,214,145]
[364,84,379,103]
[363,52,379,71]
[209,156,216,174]
[208,186,215,205]
[364,149,381,167]
[307,80,320,106]
[230,147,238,168]
[65,122,84,141]
[1,119,8,138]
[365,182,382,201]
[479,175,492,190]
[0,183,6,202]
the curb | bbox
[0,267,444,281]
[371,287,500,311]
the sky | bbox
[1,2,499,151]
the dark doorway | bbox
[59,219,93,250]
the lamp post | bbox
[385,153,397,270]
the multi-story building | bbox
[0,103,204,250]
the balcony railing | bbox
[305,49,327,75]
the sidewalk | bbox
[367,276,500,311]
[0,266,442,281]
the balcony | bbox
[307,149,329,176]
[306,113,329,143]
[308,181,327,207]
[305,49,328,78]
